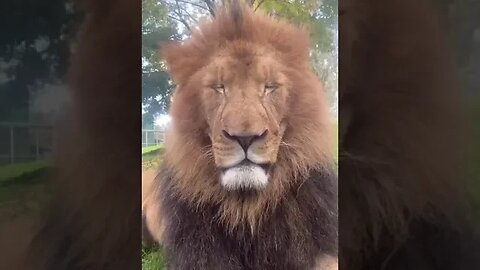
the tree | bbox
[142,0,179,127]
[142,0,339,122]
[0,0,81,122]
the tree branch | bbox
[203,0,216,17]
[174,3,199,24]
[167,15,191,31]
[173,0,193,31]
[176,0,210,12]
[254,0,266,11]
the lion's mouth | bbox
[220,159,271,172]
[219,160,271,191]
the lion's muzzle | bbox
[217,129,273,190]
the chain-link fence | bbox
[0,122,54,165]
[142,129,165,147]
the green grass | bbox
[142,145,165,170]
[0,160,49,182]
[142,245,165,270]
[0,168,52,223]
[142,145,163,155]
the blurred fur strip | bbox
[22,0,142,269]
[339,0,480,269]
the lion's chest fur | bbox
[158,167,337,270]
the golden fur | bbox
[159,4,333,232]
[142,169,165,244]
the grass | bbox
[142,145,165,170]
[142,145,163,155]
[0,167,52,224]
[142,245,165,270]
[0,160,49,182]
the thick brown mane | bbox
[159,4,333,231]
[339,0,471,268]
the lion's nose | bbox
[222,129,268,152]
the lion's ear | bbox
[160,42,203,86]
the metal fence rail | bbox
[0,124,166,164]
[141,129,165,147]
[0,122,54,165]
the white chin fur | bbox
[221,165,269,190]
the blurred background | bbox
[0,1,82,252]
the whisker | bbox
[279,140,299,150]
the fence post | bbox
[35,128,40,161]
[9,125,14,164]
[144,131,147,147]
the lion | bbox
[146,3,338,269]
[15,0,143,269]
[142,168,165,246]
[339,0,480,269]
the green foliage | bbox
[142,0,339,122]
[255,0,337,52]
[0,0,81,121]
[142,0,179,126]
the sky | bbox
[154,114,171,127]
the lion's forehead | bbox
[201,55,287,85]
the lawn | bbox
[142,145,163,155]
[0,165,52,224]
[142,244,165,270]
[142,145,165,170]
[0,160,49,182]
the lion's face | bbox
[163,6,331,204]
[199,48,289,190]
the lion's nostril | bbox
[222,130,235,140]
[259,129,268,139]
[235,136,256,152]
[222,129,268,152]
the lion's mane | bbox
[339,0,475,268]
[152,3,338,269]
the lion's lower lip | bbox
[220,159,271,172]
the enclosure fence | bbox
[0,124,165,164]
[142,129,165,147]
[0,122,54,165]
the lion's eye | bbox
[211,83,225,94]
[264,83,279,94]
